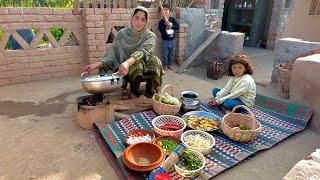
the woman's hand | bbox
[83,62,102,73]
[118,57,136,76]
[208,99,219,107]
[118,61,130,76]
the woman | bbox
[83,6,163,98]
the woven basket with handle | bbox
[221,105,261,142]
[152,84,181,115]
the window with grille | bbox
[309,0,320,15]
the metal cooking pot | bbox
[81,72,124,94]
[180,91,200,113]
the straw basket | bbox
[152,84,181,115]
[205,57,228,80]
[221,105,261,142]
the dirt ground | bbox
[1,48,319,180]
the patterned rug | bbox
[94,94,312,180]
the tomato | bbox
[154,173,171,180]
[132,131,143,137]
[159,123,180,131]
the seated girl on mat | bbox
[208,55,256,112]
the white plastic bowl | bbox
[174,149,206,178]
[181,130,215,155]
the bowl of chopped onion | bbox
[181,130,215,155]
[124,129,155,146]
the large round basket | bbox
[221,105,261,142]
[152,84,181,115]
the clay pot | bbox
[123,142,165,172]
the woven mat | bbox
[94,94,312,179]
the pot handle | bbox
[81,71,88,78]
[111,71,119,79]
[230,105,255,119]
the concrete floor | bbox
[0,47,319,180]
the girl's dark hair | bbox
[228,55,254,76]
[133,9,148,21]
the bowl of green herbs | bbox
[174,149,205,178]
[154,136,182,156]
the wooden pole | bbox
[156,0,168,22]
[175,30,221,73]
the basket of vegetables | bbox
[152,84,181,115]
[221,105,261,142]
[174,149,205,178]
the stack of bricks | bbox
[175,22,188,66]
[82,8,111,65]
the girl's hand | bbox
[208,99,219,107]
[118,61,130,76]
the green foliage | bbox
[165,0,194,11]
[0,0,73,8]
[0,30,11,49]
[33,28,65,46]
[0,30,4,39]
[50,28,65,41]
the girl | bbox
[83,6,163,99]
[208,55,256,111]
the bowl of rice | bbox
[181,130,215,155]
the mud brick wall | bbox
[0,8,85,86]
[0,7,187,86]
[271,38,320,83]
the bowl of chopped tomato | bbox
[124,129,156,146]
[152,115,186,138]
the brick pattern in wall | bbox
[0,8,85,86]
[0,7,187,86]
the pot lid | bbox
[81,74,122,82]
[181,91,199,98]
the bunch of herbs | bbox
[177,151,202,170]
